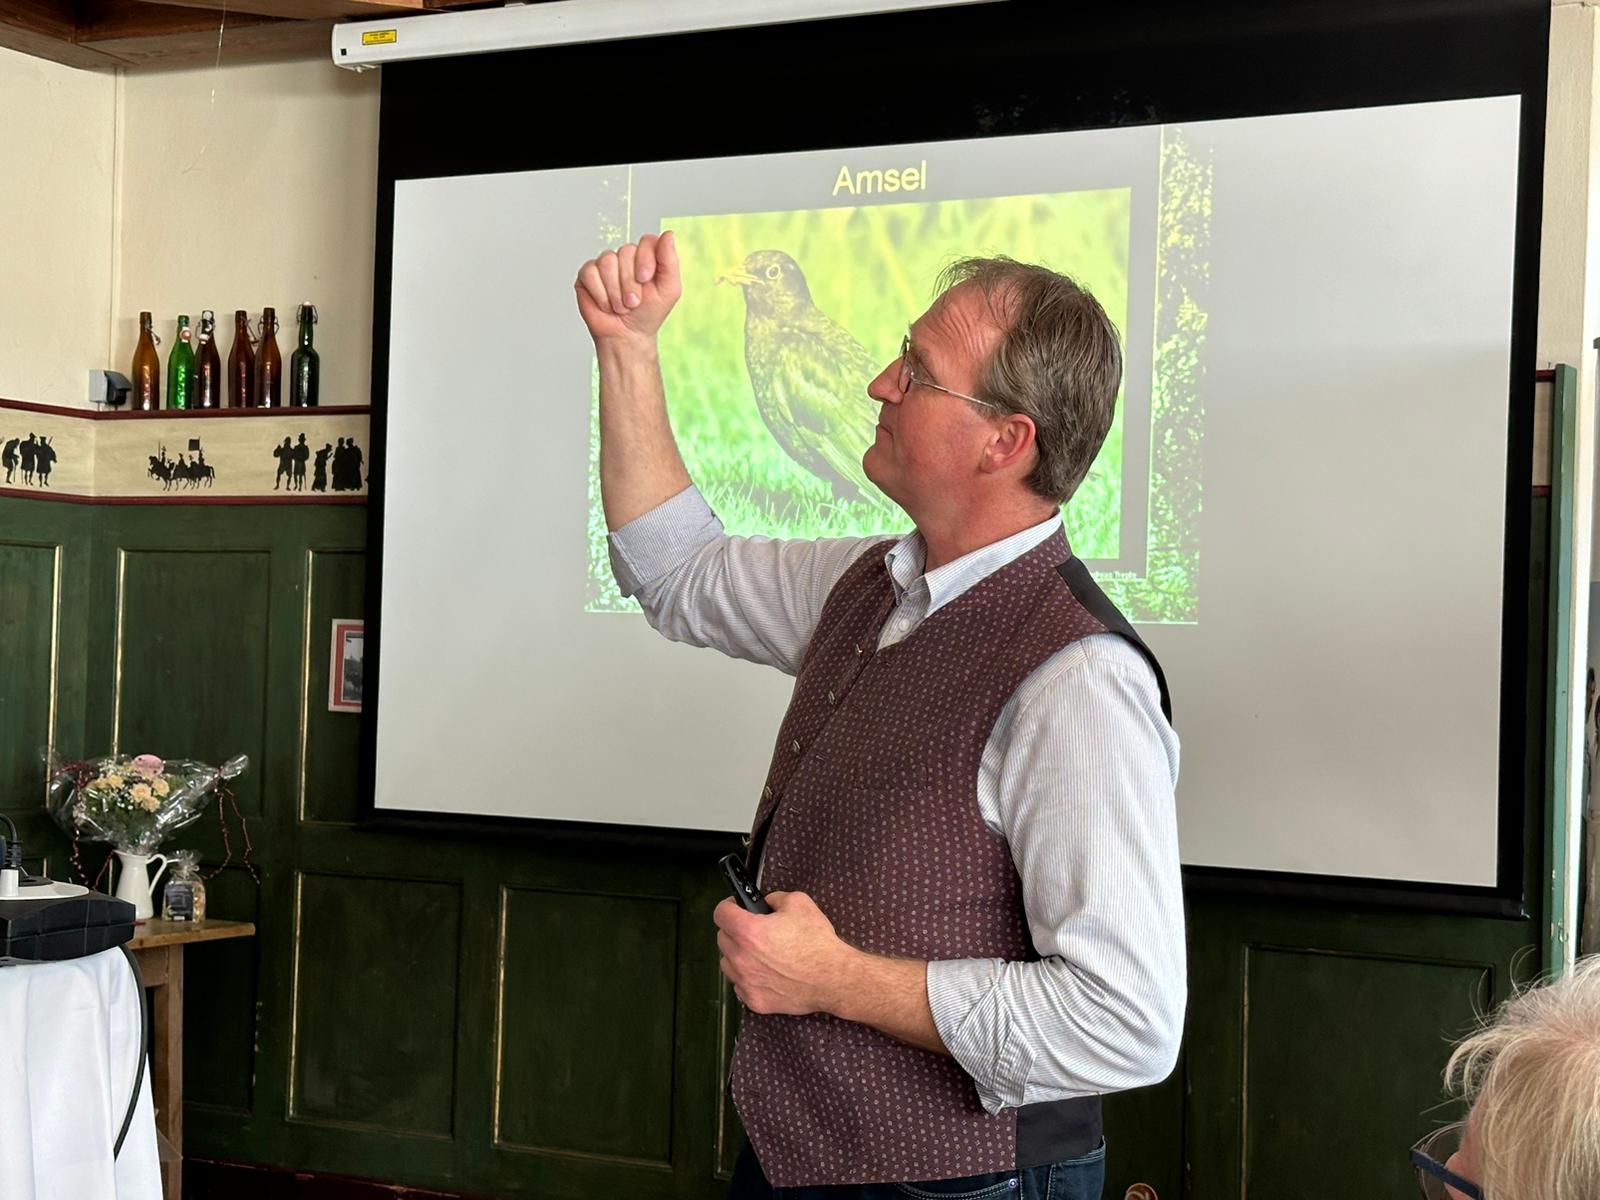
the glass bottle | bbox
[166,314,195,410]
[195,310,223,409]
[161,850,206,922]
[228,309,256,408]
[289,302,319,408]
[130,311,161,411]
[256,307,283,408]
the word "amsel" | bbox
[832,161,928,196]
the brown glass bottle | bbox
[195,310,223,409]
[256,307,284,408]
[228,310,256,408]
[130,311,161,411]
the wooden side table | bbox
[127,919,256,1200]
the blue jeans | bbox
[727,1139,1106,1200]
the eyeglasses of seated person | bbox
[1411,1125,1480,1200]
[1407,956,1600,1200]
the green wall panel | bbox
[290,871,462,1137]
[0,499,90,871]
[184,864,264,1113]
[302,550,366,825]
[714,978,742,1180]
[0,541,59,810]
[1103,1060,1186,1199]
[496,887,679,1164]
[114,548,271,815]
[1241,948,1490,1199]
[0,493,1547,1200]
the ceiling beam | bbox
[75,0,326,64]
[119,0,424,23]
[0,0,127,66]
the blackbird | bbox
[718,250,892,511]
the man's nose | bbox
[866,363,901,405]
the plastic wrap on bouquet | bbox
[48,752,249,855]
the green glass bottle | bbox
[166,314,196,410]
[289,302,319,408]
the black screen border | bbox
[360,0,1549,917]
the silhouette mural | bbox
[3,432,59,489]
[2,404,371,500]
[271,433,315,492]
[280,433,365,493]
[148,439,215,490]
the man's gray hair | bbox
[935,257,1122,505]
[1445,956,1600,1199]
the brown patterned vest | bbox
[729,529,1170,1188]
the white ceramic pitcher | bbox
[113,849,169,920]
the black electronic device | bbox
[0,888,136,966]
[719,853,772,915]
[0,817,136,966]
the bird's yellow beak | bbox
[717,267,759,286]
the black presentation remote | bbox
[719,853,772,914]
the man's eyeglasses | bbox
[896,335,1005,413]
[1411,1125,1482,1200]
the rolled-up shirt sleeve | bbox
[607,484,887,675]
[606,485,727,599]
[926,635,1186,1114]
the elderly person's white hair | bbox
[1446,956,1600,1198]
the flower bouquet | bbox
[48,751,249,855]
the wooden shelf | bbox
[0,397,372,419]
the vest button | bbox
[790,739,802,754]
[827,690,837,705]
[762,785,773,801]
[853,643,863,656]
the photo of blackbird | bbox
[717,250,894,511]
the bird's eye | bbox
[766,265,782,280]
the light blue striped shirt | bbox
[608,486,1186,1114]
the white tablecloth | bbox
[0,946,162,1200]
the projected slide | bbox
[581,128,1208,625]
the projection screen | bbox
[373,95,1519,889]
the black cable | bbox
[0,814,18,871]
[113,944,148,1160]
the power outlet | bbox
[88,369,132,409]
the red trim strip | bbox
[0,398,372,421]
[0,487,366,507]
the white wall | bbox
[0,46,116,408]
[113,60,380,407]
[1540,3,1600,587]
[0,51,378,412]
[0,16,1592,414]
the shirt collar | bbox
[882,511,1065,615]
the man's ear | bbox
[981,413,1038,476]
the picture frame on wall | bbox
[330,619,364,713]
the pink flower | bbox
[132,754,164,777]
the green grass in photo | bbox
[587,188,1133,613]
